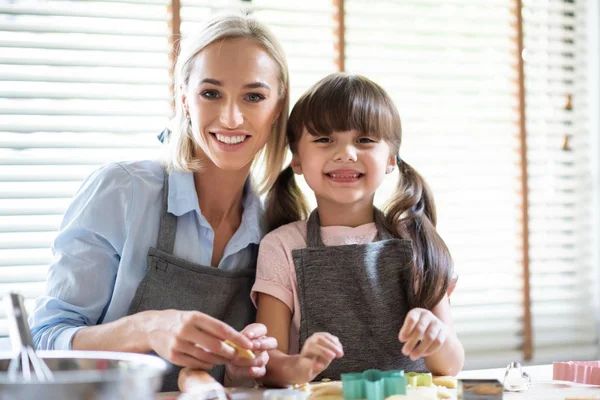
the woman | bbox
[29,13,289,391]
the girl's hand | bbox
[225,323,278,380]
[147,310,252,370]
[398,308,449,360]
[294,332,344,383]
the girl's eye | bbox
[245,93,265,102]
[313,137,332,143]
[357,137,376,143]
[201,90,220,99]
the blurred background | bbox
[1,0,598,370]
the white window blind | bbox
[523,0,597,361]
[178,0,337,106]
[346,0,597,368]
[0,0,169,335]
[345,0,528,369]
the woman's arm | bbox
[74,309,254,371]
[30,163,131,351]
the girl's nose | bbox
[333,145,358,162]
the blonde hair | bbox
[165,13,290,195]
[265,73,453,310]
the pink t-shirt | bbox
[251,220,457,355]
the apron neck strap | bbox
[306,210,323,247]
[306,207,395,248]
[156,169,178,254]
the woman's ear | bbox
[180,85,189,116]
[290,153,303,175]
[272,99,284,125]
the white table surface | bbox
[157,364,600,400]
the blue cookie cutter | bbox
[341,369,407,400]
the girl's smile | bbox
[325,168,365,183]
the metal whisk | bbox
[5,292,54,382]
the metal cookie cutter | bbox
[502,361,531,392]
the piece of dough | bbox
[224,339,255,359]
[432,376,457,389]
[309,381,343,399]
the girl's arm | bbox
[256,293,343,386]
[256,292,301,386]
[424,296,464,375]
[399,295,464,376]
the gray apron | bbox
[127,171,257,392]
[292,209,427,380]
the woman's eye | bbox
[313,137,332,143]
[201,90,220,99]
[357,137,376,143]
[245,93,265,102]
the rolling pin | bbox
[178,368,229,400]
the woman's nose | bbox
[219,100,243,128]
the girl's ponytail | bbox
[385,158,453,310]
[265,164,309,233]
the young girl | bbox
[251,73,464,386]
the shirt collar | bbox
[167,170,263,244]
[167,170,198,217]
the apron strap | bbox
[156,169,178,255]
[373,208,395,240]
[306,209,324,247]
[306,208,395,248]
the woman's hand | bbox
[398,308,449,360]
[293,332,344,383]
[225,323,278,380]
[146,309,253,370]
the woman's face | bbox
[182,38,282,172]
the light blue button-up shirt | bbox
[30,160,263,350]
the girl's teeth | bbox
[330,174,360,178]
[216,133,246,144]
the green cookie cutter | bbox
[405,372,432,387]
[341,369,407,400]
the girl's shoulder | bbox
[260,220,309,250]
[260,220,380,250]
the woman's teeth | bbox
[216,133,247,144]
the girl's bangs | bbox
[289,74,399,142]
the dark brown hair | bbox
[265,73,453,309]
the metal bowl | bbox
[0,350,169,400]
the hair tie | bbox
[396,155,402,164]
[157,127,170,144]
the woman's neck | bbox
[315,196,376,227]
[193,162,251,229]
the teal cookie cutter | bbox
[341,369,407,400]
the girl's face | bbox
[182,38,282,172]
[291,129,396,208]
